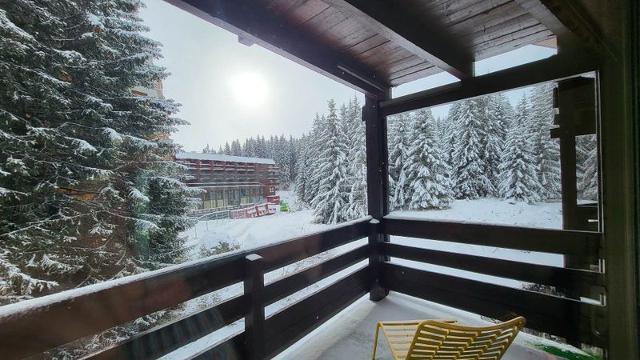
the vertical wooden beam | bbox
[244,254,265,360]
[598,0,639,356]
[555,78,603,305]
[632,1,640,353]
[364,91,390,301]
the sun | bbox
[229,72,269,108]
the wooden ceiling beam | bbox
[164,0,389,97]
[514,0,611,55]
[324,0,474,80]
[380,54,597,116]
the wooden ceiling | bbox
[260,0,554,85]
[168,0,565,95]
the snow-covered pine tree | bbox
[498,96,542,203]
[529,84,561,199]
[344,96,367,219]
[0,0,195,303]
[401,109,454,210]
[442,102,462,167]
[286,135,298,185]
[294,135,312,203]
[388,113,413,210]
[451,99,493,199]
[230,139,242,156]
[223,142,232,155]
[484,94,512,195]
[577,135,598,200]
[303,114,325,205]
[311,100,350,224]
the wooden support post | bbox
[555,78,599,273]
[364,92,390,301]
[244,254,265,360]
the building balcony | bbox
[0,217,604,359]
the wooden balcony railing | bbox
[380,217,606,347]
[0,217,606,359]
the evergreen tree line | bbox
[388,84,597,210]
[0,0,196,305]
[202,134,299,186]
[210,85,598,224]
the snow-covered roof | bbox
[176,152,276,165]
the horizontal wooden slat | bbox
[264,267,369,358]
[379,54,597,116]
[257,218,369,271]
[383,243,603,296]
[264,244,369,304]
[382,263,606,347]
[382,218,601,259]
[87,295,248,359]
[0,254,245,359]
[190,332,246,360]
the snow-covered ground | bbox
[183,191,333,256]
[182,196,565,291]
[184,195,562,257]
[388,197,562,229]
[388,198,565,289]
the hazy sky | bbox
[140,1,556,152]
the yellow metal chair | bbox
[371,317,526,360]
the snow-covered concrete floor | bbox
[277,292,559,360]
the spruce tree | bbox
[0,0,195,303]
[451,99,493,199]
[401,109,454,210]
[529,84,561,199]
[578,135,598,200]
[484,94,512,195]
[498,97,542,203]
[231,139,242,156]
[388,113,413,210]
[294,135,312,203]
[344,97,367,219]
[303,114,325,205]
[311,100,350,224]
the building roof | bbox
[176,152,276,165]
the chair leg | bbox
[372,322,381,360]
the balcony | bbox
[0,217,604,359]
[0,0,636,358]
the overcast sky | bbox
[140,1,556,152]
